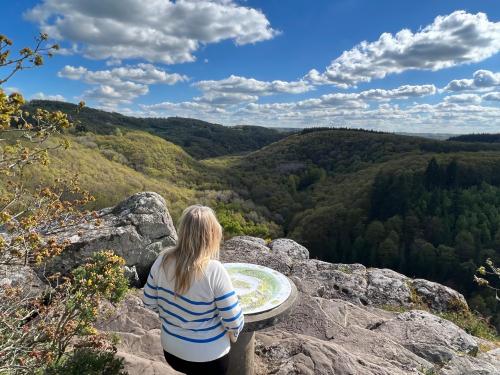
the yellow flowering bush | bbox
[0,35,128,374]
[0,251,129,374]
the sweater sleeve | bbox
[213,262,245,336]
[142,256,162,314]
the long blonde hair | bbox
[162,205,222,295]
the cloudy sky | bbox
[3,0,500,133]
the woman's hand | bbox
[228,331,238,343]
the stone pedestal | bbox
[227,278,298,375]
[228,331,255,375]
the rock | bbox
[268,238,309,260]
[438,348,500,375]
[220,236,293,275]
[256,330,428,375]
[365,268,413,306]
[40,192,177,285]
[124,266,140,286]
[375,310,478,363]
[0,264,47,299]
[97,292,180,375]
[410,279,469,312]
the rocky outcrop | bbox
[37,194,496,374]
[224,236,468,313]
[39,192,177,285]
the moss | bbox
[336,265,354,274]
[447,296,469,313]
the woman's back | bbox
[143,253,244,362]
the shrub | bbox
[44,348,127,375]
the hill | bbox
[210,129,500,330]
[24,100,288,159]
[0,128,280,239]
[448,133,500,143]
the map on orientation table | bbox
[224,263,291,315]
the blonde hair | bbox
[162,205,222,295]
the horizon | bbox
[3,0,500,133]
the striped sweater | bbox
[142,253,244,362]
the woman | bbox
[143,205,244,375]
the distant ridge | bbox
[448,133,500,143]
[25,100,289,159]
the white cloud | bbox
[482,92,500,102]
[58,64,187,108]
[140,82,500,132]
[194,92,259,106]
[358,85,437,100]
[195,75,312,96]
[31,92,66,101]
[306,11,500,87]
[83,82,148,104]
[25,0,277,64]
[444,70,500,91]
[443,93,482,104]
[58,64,188,85]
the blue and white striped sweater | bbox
[142,255,244,362]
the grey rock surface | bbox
[268,238,310,260]
[39,192,177,285]
[97,292,180,375]
[0,264,47,299]
[375,310,478,363]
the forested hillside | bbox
[448,133,500,143]
[214,129,500,330]
[25,100,289,159]
[0,129,280,240]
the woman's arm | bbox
[142,261,160,314]
[213,263,245,339]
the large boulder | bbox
[40,192,177,285]
[268,238,309,260]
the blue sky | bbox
[2,0,500,132]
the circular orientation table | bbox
[227,274,298,375]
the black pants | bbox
[163,351,229,375]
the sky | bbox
[2,0,500,133]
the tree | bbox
[455,230,476,261]
[0,34,128,374]
[425,157,443,189]
[377,231,399,268]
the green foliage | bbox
[216,205,275,238]
[44,349,127,375]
